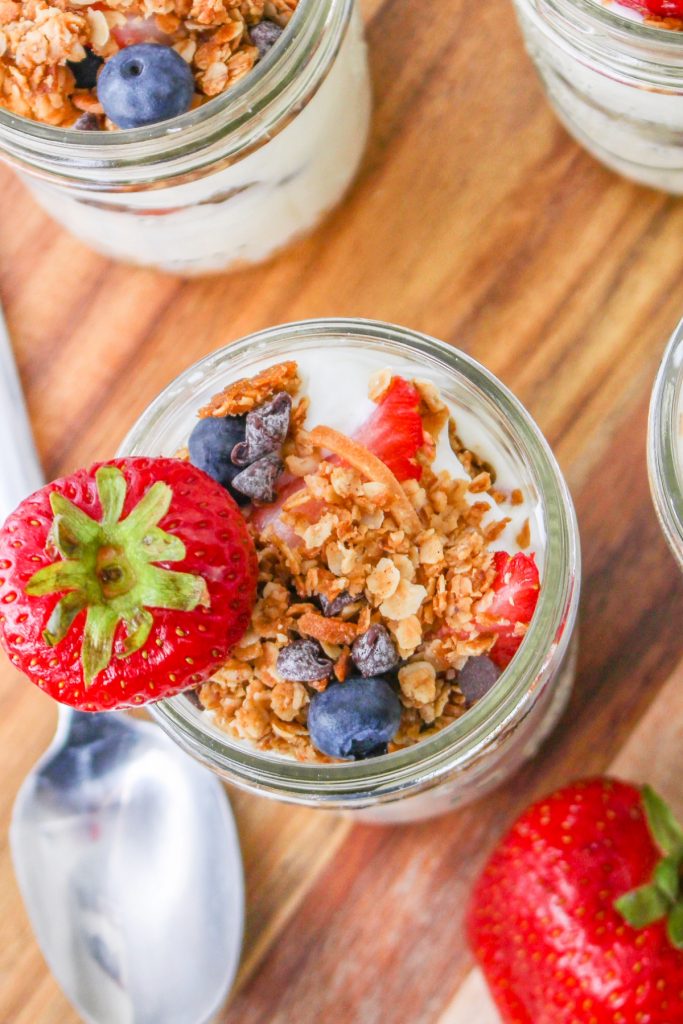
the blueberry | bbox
[351,624,399,678]
[250,20,283,58]
[231,453,282,504]
[308,677,401,760]
[73,112,102,132]
[277,639,333,682]
[68,49,104,90]
[232,392,292,466]
[98,44,194,129]
[457,655,501,705]
[188,415,248,505]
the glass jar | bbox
[512,0,683,192]
[649,317,683,569]
[119,319,581,823]
[0,0,370,275]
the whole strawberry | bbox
[468,778,683,1023]
[0,457,257,711]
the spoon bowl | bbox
[11,705,244,1024]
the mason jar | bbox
[512,0,683,193]
[649,317,683,569]
[0,0,370,275]
[119,319,581,823]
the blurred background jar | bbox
[0,0,370,274]
[649,316,683,569]
[512,0,683,193]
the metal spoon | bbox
[2,307,244,1023]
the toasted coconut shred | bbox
[196,362,532,763]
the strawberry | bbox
[618,0,683,17]
[468,778,683,1024]
[0,457,257,711]
[482,551,540,668]
[353,376,426,482]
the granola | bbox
[0,0,298,127]
[193,361,541,763]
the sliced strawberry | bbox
[353,376,425,482]
[0,458,257,711]
[112,17,173,48]
[483,551,540,668]
[252,376,426,535]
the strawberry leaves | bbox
[25,465,209,686]
[615,786,683,948]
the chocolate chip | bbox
[250,19,283,58]
[351,624,399,678]
[319,591,356,617]
[231,392,292,467]
[231,453,282,504]
[457,655,501,705]
[73,112,103,131]
[277,639,333,682]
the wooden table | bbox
[2,0,683,1020]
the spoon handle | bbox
[0,301,44,521]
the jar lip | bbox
[0,0,345,161]
[649,318,683,568]
[120,318,581,799]
[537,0,683,43]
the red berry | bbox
[481,551,540,667]
[616,0,683,17]
[0,457,258,711]
[354,376,426,482]
[468,778,683,1024]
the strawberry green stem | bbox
[615,786,683,948]
[25,466,209,686]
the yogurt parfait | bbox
[649,316,683,569]
[512,0,683,192]
[0,0,370,272]
[120,320,581,822]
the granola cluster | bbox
[196,362,536,763]
[0,0,298,127]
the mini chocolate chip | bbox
[351,624,399,678]
[231,453,282,504]
[457,655,501,705]
[68,49,104,90]
[231,392,292,467]
[250,19,283,58]
[277,639,333,682]
[184,687,203,710]
[319,591,356,617]
[73,112,103,131]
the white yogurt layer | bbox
[242,345,547,570]
[24,7,371,274]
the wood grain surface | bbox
[2,0,683,1021]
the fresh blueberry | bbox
[188,415,248,504]
[457,655,501,705]
[351,624,399,678]
[276,639,333,682]
[250,20,283,59]
[232,392,292,466]
[68,49,104,90]
[98,44,194,129]
[231,453,282,504]
[308,677,401,760]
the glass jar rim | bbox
[0,0,349,184]
[544,0,683,40]
[649,318,683,568]
[119,318,581,801]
